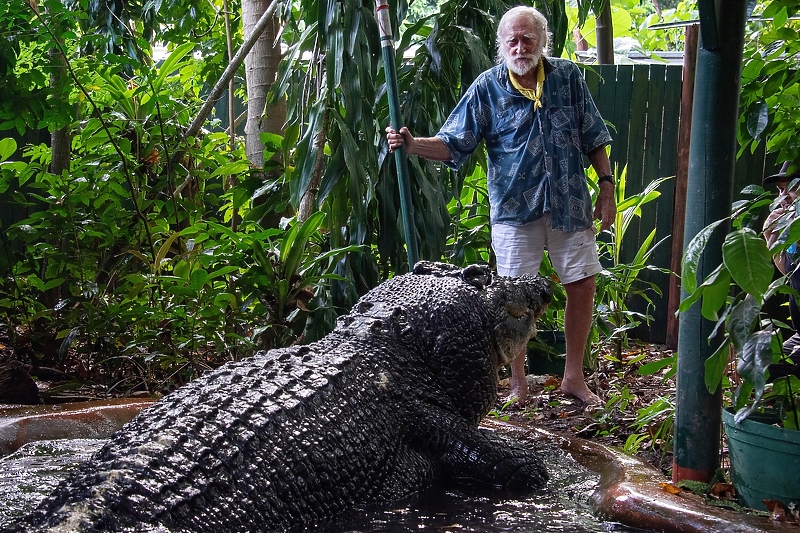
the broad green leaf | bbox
[190,269,208,291]
[208,266,240,280]
[637,354,676,376]
[213,293,238,310]
[154,42,195,92]
[168,286,198,297]
[247,238,277,287]
[211,161,252,178]
[330,111,368,188]
[0,138,16,161]
[681,219,725,297]
[726,296,761,354]
[734,328,775,423]
[43,278,65,291]
[721,228,773,301]
[704,340,730,394]
[741,58,764,80]
[154,232,181,272]
[746,101,768,139]
[700,266,730,321]
[281,212,326,279]
[773,6,788,28]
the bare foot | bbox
[560,378,601,406]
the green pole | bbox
[673,0,748,483]
[374,0,420,270]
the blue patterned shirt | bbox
[436,58,611,231]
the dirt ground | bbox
[494,342,677,475]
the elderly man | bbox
[386,6,614,405]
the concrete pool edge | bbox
[485,419,785,533]
[0,398,158,455]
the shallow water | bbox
[0,437,643,532]
[0,438,103,528]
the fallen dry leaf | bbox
[544,376,560,388]
[709,482,736,500]
[659,482,683,495]
[764,500,787,522]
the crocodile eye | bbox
[506,303,528,318]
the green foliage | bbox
[634,1,697,53]
[738,0,800,164]
[488,397,518,421]
[0,38,355,391]
[592,165,671,364]
[629,396,675,455]
[443,159,492,267]
[680,182,800,428]
[564,0,697,60]
[0,0,685,399]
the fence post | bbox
[666,24,699,350]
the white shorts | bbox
[491,215,602,284]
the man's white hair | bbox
[496,5,550,63]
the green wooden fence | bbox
[583,64,682,344]
[584,63,774,344]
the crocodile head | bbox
[410,261,552,368]
[483,272,553,367]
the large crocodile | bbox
[11,262,552,532]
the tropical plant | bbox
[738,0,800,167]
[680,182,800,429]
[0,38,357,392]
[565,0,698,62]
[443,154,492,267]
[592,165,671,363]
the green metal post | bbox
[374,0,420,270]
[673,0,748,483]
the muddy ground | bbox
[495,343,678,475]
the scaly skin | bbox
[11,262,552,532]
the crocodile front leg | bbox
[416,407,548,491]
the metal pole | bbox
[673,0,747,483]
[374,0,420,270]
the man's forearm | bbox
[587,145,612,178]
[407,136,452,161]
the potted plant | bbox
[681,176,800,511]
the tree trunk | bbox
[595,1,614,64]
[242,0,286,169]
[48,20,70,176]
[298,108,329,222]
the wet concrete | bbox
[1,400,789,532]
[0,398,156,455]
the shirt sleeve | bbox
[435,84,488,170]
[574,66,612,154]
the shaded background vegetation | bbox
[0,0,797,400]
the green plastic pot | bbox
[723,407,800,511]
[527,330,566,376]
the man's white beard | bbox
[506,51,541,76]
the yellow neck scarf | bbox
[509,57,546,110]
